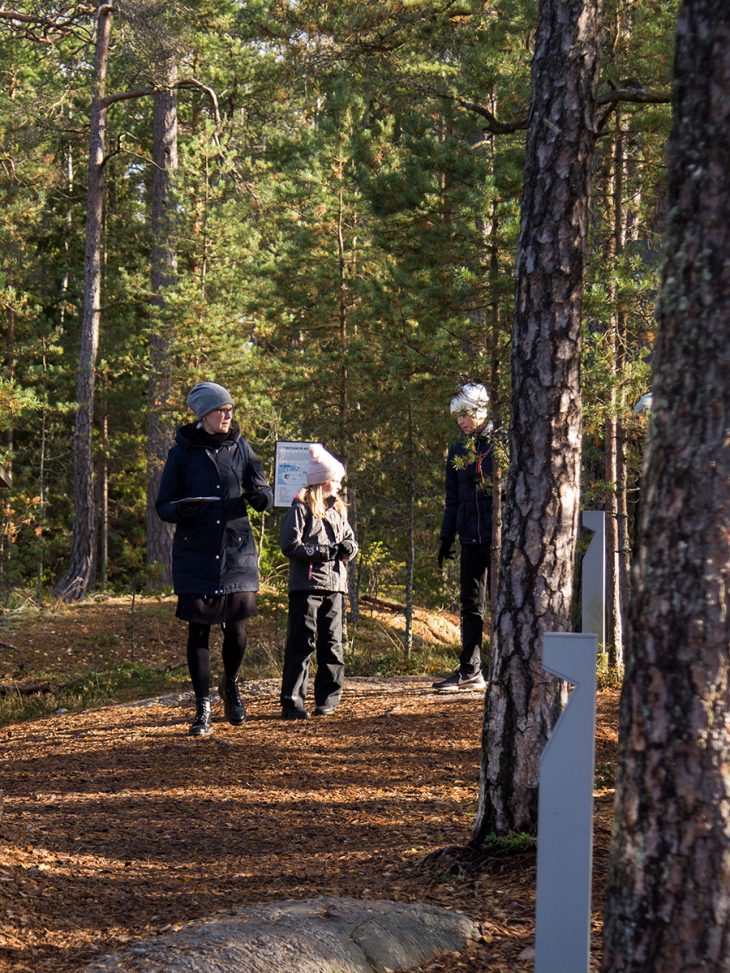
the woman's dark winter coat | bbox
[440,425,495,546]
[280,497,358,593]
[156,422,273,595]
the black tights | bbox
[186,619,248,699]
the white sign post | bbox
[535,632,598,973]
[535,513,605,971]
[581,510,605,648]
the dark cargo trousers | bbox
[459,542,491,678]
[280,590,345,712]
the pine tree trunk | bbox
[404,400,415,659]
[347,485,360,626]
[336,172,348,461]
[335,161,360,622]
[35,405,47,602]
[4,269,14,461]
[605,119,626,668]
[146,62,178,586]
[616,407,631,641]
[602,2,730,969]
[55,3,112,602]
[487,192,503,613]
[472,0,603,839]
[97,408,108,589]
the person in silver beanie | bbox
[433,383,494,693]
[156,381,273,736]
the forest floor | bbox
[0,596,619,972]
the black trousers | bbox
[459,542,490,678]
[281,591,345,711]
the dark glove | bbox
[338,540,357,560]
[437,537,456,570]
[228,495,248,518]
[176,502,199,518]
[245,487,273,513]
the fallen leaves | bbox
[0,664,619,973]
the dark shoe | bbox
[432,670,460,690]
[281,706,310,720]
[189,697,212,736]
[218,676,246,725]
[432,670,486,692]
[314,704,336,716]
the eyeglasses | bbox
[214,407,234,417]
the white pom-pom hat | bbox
[306,444,346,486]
[450,383,490,423]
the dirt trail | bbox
[0,676,618,973]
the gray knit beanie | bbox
[187,382,233,420]
[306,444,346,486]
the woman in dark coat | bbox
[156,381,273,736]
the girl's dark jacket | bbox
[440,424,495,546]
[280,497,358,593]
[156,422,273,595]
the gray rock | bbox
[82,896,480,973]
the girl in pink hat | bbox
[278,444,358,718]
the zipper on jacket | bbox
[473,436,481,544]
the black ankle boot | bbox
[218,677,246,725]
[189,697,212,736]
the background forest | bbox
[0,0,676,644]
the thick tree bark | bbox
[602,2,730,970]
[55,2,112,602]
[472,0,603,838]
[146,62,178,586]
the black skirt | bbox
[176,591,258,625]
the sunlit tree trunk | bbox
[605,114,626,668]
[473,0,603,838]
[97,404,108,590]
[55,2,112,601]
[335,146,361,624]
[602,1,730,969]
[404,399,415,658]
[487,186,504,613]
[146,60,178,586]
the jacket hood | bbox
[462,420,494,441]
[175,420,241,449]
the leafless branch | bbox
[103,77,222,144]
[596,86,672,107]
[102,86,155,107]
[0,4,93,42]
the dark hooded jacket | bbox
[440,424,495,546]
[280,497,358,593]
[156,422,273,595]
